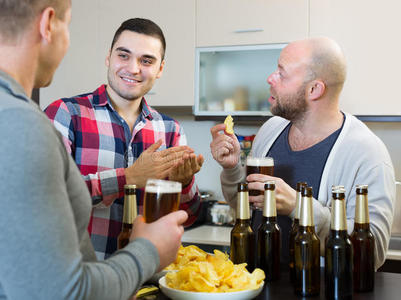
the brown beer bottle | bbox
[117,184,137,249]
[289,181,307,283]
[230,183,255,272]
[294,186,320,297]
[325,186,353,300]
[257,181,281,281]
[350,185,375,292]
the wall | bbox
[167,113,401,235]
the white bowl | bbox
[159,276,264,300]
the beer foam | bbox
[145,179,182,194]
[246,156,274,166]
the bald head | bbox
[292,37,347,96]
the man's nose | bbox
[128,59,140,74]
[267,70,278,85]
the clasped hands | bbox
[125,139,204,188]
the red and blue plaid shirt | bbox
[45,84,200,259]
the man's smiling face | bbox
[106,30,164,102]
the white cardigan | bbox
[221,113,395,269]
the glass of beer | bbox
[143,179,182,223]
[246,156,274,196]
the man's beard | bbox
[270,86,307,121]
[107,71,150,101]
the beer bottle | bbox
[257,181,281,281]
[230,182,255,272]
[325,186,353,300]
[350,185,375,292]
[289,181,307,283]
[294,186,320,297]
[117,184,137,249]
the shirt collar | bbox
[0,69,30,102]
[92,84,154,120]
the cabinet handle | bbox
[234,28,264,33]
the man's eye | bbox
[142,59,153,65]
[118,54,128,59]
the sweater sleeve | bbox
[220,162,246,209]
[0,108,159,299]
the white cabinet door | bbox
[40,0,103,109]
[310,0,401,116]
[41,0,195,108]
[196,0,309,47]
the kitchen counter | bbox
[182,225,231,246]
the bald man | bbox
[210,37,394,270]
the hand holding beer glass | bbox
[246,156,274,204]
[143,179,182,223]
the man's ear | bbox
[105,50,111,67]
[308,80,325,101]
[156,60,165,79]
[38,7,56,43]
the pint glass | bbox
[246,156,274,196]
[143,179,182,223]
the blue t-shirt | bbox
[253,115,345,265]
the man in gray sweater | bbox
[210,37,394,269]
[0,1,187,299]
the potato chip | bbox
[224,115,234,135]
[165,245,265,293]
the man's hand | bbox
[130,211,188,271]
[125,140,193,188]
[210,124,241,169]
[169,152,204,187]
[246,174,297,215]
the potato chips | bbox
[165,245,265,293]
[224,115,234,135]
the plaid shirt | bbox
[45,84,200,259]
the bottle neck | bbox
[235,219,252,226]
[299,195,314,226]
[262,216,277,223]
[353,222,371,231]
[355,194,370,223]
[122,194,137,224]
[329,229,348,237]
[330,199,347,230]
[294,191,302,219]
[263,189,277,217]
[299,225,316,234]
[236,191,250,220]
[121,223,133,230]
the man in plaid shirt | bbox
[45,18,203,259]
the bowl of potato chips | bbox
[160,245,265,300]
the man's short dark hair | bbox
[0,0,70,42]
[111,18,166,60]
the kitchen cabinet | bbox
[196,0,309,47]
[41,0,195,109]
[194,44,285,116]
[309,0,401,116]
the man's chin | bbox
[34,76,53,89]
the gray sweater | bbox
[0,70,159,299]
[221,114,395,269]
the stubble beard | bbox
[270,86,307,122]
[107,70,151,101]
